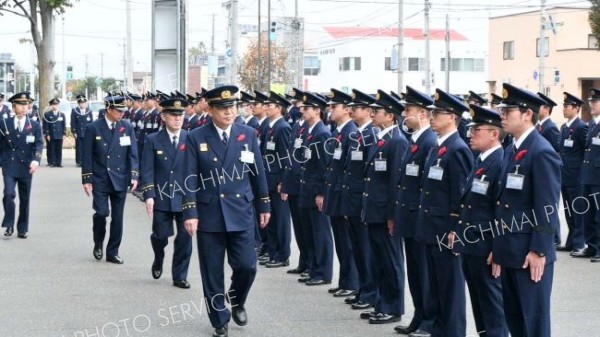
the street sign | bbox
[67,91,73,99]
[533,70,538,80]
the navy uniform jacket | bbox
[416,132,473,245]
[245,116,260,129]
[141,129,188,212]
[70,107,93,138]
[281,121,307,196]
[262,117,292,191]
[182,123,270,232]
[581,119,600,186]
[186,115,199,131]
[323,120,358,217]
[43,111,67,140]
[234,115,244,124]
[340,122,379,218]
[28,109,40,123]
[455,147,503,256]
[559,118,588,187]
[0,117,44,178]
[142,108,161,137]
[394,127,437,238]
[362,127,408,224]
[538,118,560,152]
[257,117,270,154]
[132,108,145,138]
[0,104,10,116]
[299,121,332,208]
[494,130,561,268]
[98,109,107,119]
[81,119,139,192]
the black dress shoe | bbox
[266,259,289,268]
[4,227,13,236]
[345,296,359,304]
[213,325,228,337]
[298,277,311,283]
[93,245,103,260]
[395,324,418,334]
[306,279,331,286]
[408,329,432,337]
[333,289,358,297]
[152,258,163,279]
[369,313,401,324]
[173,280,190,288]
[360,310,379,319]
[287,267,306,274]
[231,306,247,326]
[17,233,27,239]
[571,247,595,258]
[106,255,124,264]
[555,245,572,252]
[351,301,373,310]
[328,286,341,294]
[591,254,600,263]
[56,165,63,167]
[300,271,310,278]
[258,259,270,266]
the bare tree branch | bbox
[11,0,34,25]
[0,7,28,17]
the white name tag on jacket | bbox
[146,122,152,129]
[406,163,419,177]
[138,121,144,128]
[333,148,342,160]
[86,117,91,122]
[57,117,63,121]
[428,166,444,181]
[119,136,131,146]
[593,137,600,146]
[153,123,158,129]
[563,139,574,147]
[26,135,35,144]
[240,150,255,164]
[374,159,387,171]
[266,141,276,151]
[506,173,524,190]
[351,151,363,161]
[471,179,489,195]
[293,138,302,148]
[304,148,312,160]
[31,117,38,121]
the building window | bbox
[503,41,514,60]
[407,57,426,71]
[339,57,361,71]
[536,37,549,57]
[589,34,598,49]
[320,48,335,55]
[303,56,320,76]
[385,57,392,70]
[440,58,485,72]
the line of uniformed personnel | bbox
[3,81,597,337]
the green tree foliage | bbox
[589,1,600,48]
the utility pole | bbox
[444,14,450,92]
[100,53,104,79]
[230,0,239,85]
[267,0,272,91]
[61,17,66,100]
[211,14,215,54]
[258,0,262,91]
[424,0,431,94]
[539,0,546,93]
[123,38,126,89]
[85,55,89,78]
[397,0,404,93]
[125,0,133,90]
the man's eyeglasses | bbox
[468,127,495,133]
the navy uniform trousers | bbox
[151,211,192,281]
[2,175,32,234]
[92,187,127,257]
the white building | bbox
[304,26,488,95]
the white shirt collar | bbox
[14,115,27,128]
[480,144,502,162]
[104,117,115,129]
[595,115,600,124]
[514,126,536,149]
[308,123,317,134]
[269,116,284,128]
[258,116,268,126]
[336,119,352,133]
[213,124,232,140]
[411,125,431,143]
[437,130,457,146]
[565,117,577,128]
[357,120,372,132]
[243,115,254,124]
[298,119,305,127]
[165,128,181,141]
[537,117,551,126]
[377,124,397,140]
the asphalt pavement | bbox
[1,149,599,337]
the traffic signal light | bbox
[67,65,73,80]
[270,21,276,33]
[554,70,560,84]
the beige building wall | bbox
[489,6,600,123]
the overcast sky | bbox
[0,0,590,79]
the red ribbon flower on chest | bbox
[179,143,186,151]
[299,127,306,135]
[25,124,32,131]
[336,134,343,142]
[237,134,246,142]
[377,139,385,148]
[410,144,418,154]
[437,146,447,157]
[118,126,125,134]
[515,149,527,162]
[308,135,314,141]
[356,134,363,145]
[475,167,486,176]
